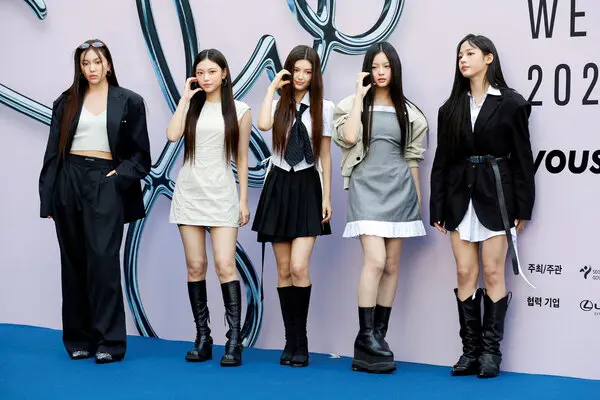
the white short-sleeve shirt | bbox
[269,91,334,172]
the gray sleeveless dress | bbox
[343,106,426,238]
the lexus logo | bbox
[580,300,599,311]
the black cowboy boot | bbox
[277,286,296,366]
[290,285,311,367]
[352,307,396,374]
[221,281,243,367]
[478,291,511,378]
[185,280,213,362]
[451,288,483,375]
[373,305,393,355]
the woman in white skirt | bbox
[252,45,333,368]
[333,42,428,374]
[167,49,252,367]
[430,34,535,378]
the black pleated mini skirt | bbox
[252,165,332,243]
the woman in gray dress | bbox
[333,42,428,374]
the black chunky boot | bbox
[451,288,483,376]
[277,286,296,366]
[185,281,213,362]
[220,281,243,367]
[290,285,311,367]
[478,291,511,378]
[352,307,396,374]
[373,305,393,355]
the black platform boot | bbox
[373,305,393,355]
[478,291,511,378]
[290,285,311,367]
[352,307,396,374]
[185,280,213,362]
[220,281,243,367]
[451,288,483,376]
[277,286,296,366]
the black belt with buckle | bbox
[467,154,518,276]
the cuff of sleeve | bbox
[429,206,444,227]
[515,210,532,221]
[407,159,420,168]
[115,163,130,177]
[429,219,442,228]
[40,202,53,218]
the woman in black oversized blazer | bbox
[39,39,151,364]
[430,34,535,379]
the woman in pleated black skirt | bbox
[252,45,333,367]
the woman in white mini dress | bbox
[167,49,252,368]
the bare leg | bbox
[210,227,239,284]
[357,236,386,307]
[375,238,403,307]
[450,232,480,301]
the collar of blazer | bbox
[466,88,503,136]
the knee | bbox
[364,254,386,275]
[382,258,399,278]
[187,258,208,281]
[276,258,292,282]
[482,262,504,288]
[215,256,237,282]
[456,262,478,284]
[290,260,309,282]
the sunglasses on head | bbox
[79,41,104,50]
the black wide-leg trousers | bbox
[53,154,126,359]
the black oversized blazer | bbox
[39,85,151,223]
[430,88,535,232]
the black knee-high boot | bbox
[352,307,396,374]
[290,285,311,367]
[277,286,296,366]
[221,281,243,367]
[185,280,213,362]
[478,291,511,378]
[451,288,483,376]
[373,305,393,355]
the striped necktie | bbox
[284,103,313,167]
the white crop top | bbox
[70,107,111,152]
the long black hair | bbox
[440,34,509,156]
[59,39,118,155]
[273,45,324,162]
[361,42,410,151]
[183,48,239,164]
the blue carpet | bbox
[0,324,597,399]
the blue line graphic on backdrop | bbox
[0,0,405,347]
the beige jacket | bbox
[332,94,428,189]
